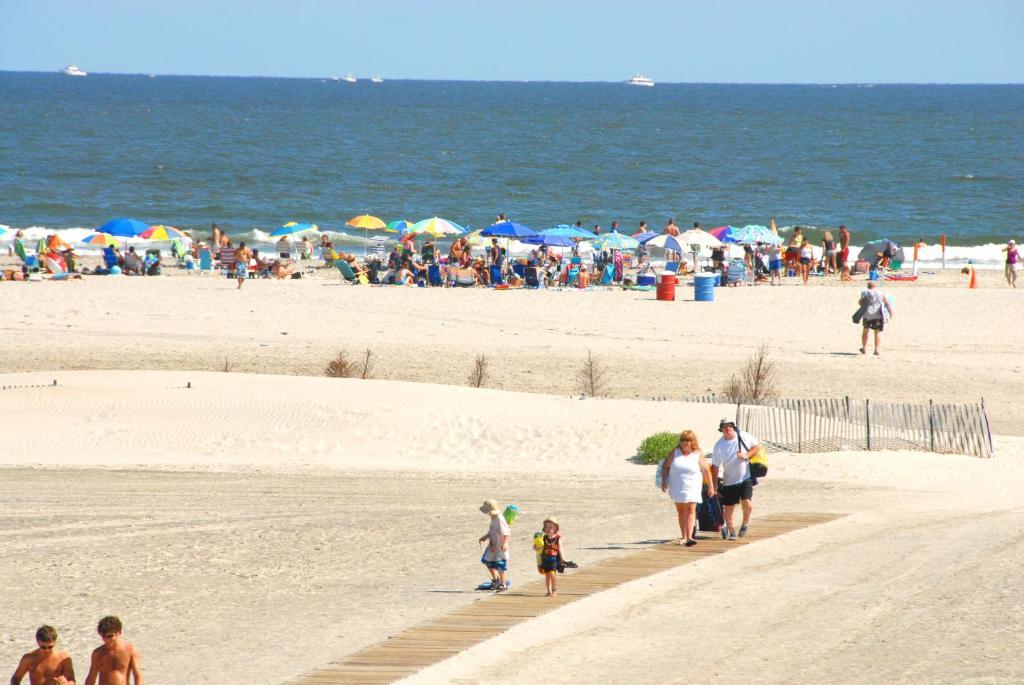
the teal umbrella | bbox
[271,222,319,237]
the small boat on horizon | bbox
[626,73,654,87]
[343,73,357,83]
[62,65,87,77]
[370,76,383,84]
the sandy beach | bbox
[1,368,1022,684]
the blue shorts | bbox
[481,551,508,571]
[769,259,782,271]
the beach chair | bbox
[512,263,526,279]
[101,246,119,269]
[525,267,541,288]
[336,260,368,285]
[427,263,443,287]
[489,264,504,286]
[599,263,614,286]
[663,261,679,275]
[566,267,580,287]
[198,249,213,273]
[170,238,188,265]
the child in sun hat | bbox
[537,517,563,597]
[478,499,510,592]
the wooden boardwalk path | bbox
[288,512,841,684]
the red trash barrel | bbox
[656,272,676,301]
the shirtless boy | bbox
[10,625,76,685]
[84,617,142,685]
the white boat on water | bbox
[626,73,654,87]
[62,65,87,77]
[342,73,357,83]
[370,76,383,84]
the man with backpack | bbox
[711,419,763,541]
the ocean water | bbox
[1,72,1022,264]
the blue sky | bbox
[1,0,1021,82]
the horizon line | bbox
[2,69,1022,86]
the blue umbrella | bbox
[271,222,319,237]
[523,234,575,248]
[542,224,598,240]
[97,218,150,237]
[480,221,536,238]
[633,231,658,243]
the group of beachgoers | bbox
[10,616,142,685]
[479,417,762,598]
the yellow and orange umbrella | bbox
[346,214,391,254]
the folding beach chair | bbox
[663,261,679,274]
[566,267,580,287]
[101,246,120,269]
[599,263,614,285]
[525,267,541,288]
[198,249,213,273]
[427,263,443,286]
[336,260,369,285]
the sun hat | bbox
[543,516,559,531]
[479,499,499,515]
[718,418,736,431]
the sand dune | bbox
[1,372,1021,684]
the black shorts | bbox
[863,318,884,332]
[800,257,811,265]
[719,480,753,506]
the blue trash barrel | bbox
[694,274,715,302]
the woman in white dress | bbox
[660,430,715,546]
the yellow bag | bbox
[748,445,768,478]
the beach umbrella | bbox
[644,234,690,253]
[740,225,783,245]
[81,232,121,247]
[542,224,598,240]
[480,221,536,239]
[523,234,575,248]
[633,231,658,243]
[271,222,319,237]
[346,214,391,255]
[708,226,739,243]
[141,225,188,241]
[387,219,414,233]
[592,231,639,250]
[98,217,150,238]
[408,217,465,237]
[677,228,723,248]
[858,239,905,265]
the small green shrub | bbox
[635,432,679,465]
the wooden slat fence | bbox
[686,395,993,458]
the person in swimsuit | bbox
[10,625,76,685]
[1003,239,1021,288]
[786,227,804,275]
[799,239,813,285]
[660,430,714,546]
[537,517,563,596]
[822,230,837,275]
[838,225,851,277]
[84,616,143,685]
[234,241,252,289]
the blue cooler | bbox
[637,274,657,287]
[694,274,715,302]
[713,273,721,287]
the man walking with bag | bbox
[711,419,763,541]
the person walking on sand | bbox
[858,280,893,355]
[478,499,510,592]
[660,430,715,546]
[84,616,142,685]
[536,517,563,596]
[1003,239,1021,287]
[10,625,76,685]
[711,419,762,540]
[799,238,814,284]
[838,224,851,277]
[234,241,252,289]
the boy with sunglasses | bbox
[10,624,76,685]
[84,616,143,685]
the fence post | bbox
[735,402,740,426]
[797,400,803,453]
[845,395,851,422]
[980,397,994,458]
[865,398,872,451]
[928,399,935,452]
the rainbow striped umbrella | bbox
[81,232,121,247]
[141,225,188,241]
[387,219,414,233]
[408,217,465,237]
